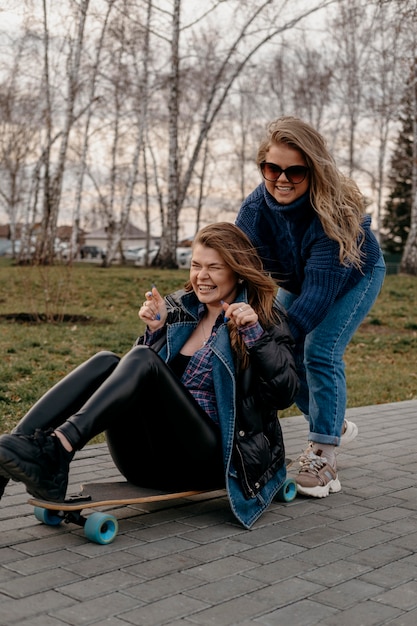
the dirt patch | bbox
[0,313,111,324]
[360,321,416,336]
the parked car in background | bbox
[79,245,105,259]
[55,241,70,259]
[0,239,35,258]
[132,247,192,268]
[135,247,159,266]
[176,247,192,268]
[124,246,143,262]
[0,239,13,256]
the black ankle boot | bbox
[0,429,74,502]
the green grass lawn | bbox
[0,258,416,433]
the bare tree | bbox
[10,0,409,273]
[70,0,117,262]
[154,0,338,266]
[34,0,90,264]
[0,68,38,256]
[329,0,380,176]
[363,2,406,242]
[100,0,152,265]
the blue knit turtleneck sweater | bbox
[236,183,382,341]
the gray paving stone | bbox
[181,594,272,624]
[10,532,85,557]
[58,570,141,601]
[175,523,246,544]
[63,549,143,577]
[0,590,75,624]
[346,542,413,568]
[4,549,83,575]
[337,527,397,549]
[283,525,347,548]
[116,594,208,626]
[121,572,202,603]
[271,512,335,534]
[183,573,263,604]
[10,615,78,626]
[51,591,142,624]
[231,539,307,565]
[182,538,253,562]
[1,400,417,625]
[320,599,401,625]
[368,506,414,523]
[0,568,81,599]
[375,581,417,611]
[253,599,339,625]
[328,513,382,533]
[127,535,200,560]
[124,520,198,543]
[242,557,316,584]
[67,532,143,558]
[359,560,417,588]
[311,578,385,609]
[320,502,376,521]
[123,553,202,581]
[390,532,417,552]
[385,608,417,625]
[294,540,358,566]
[300,559,371,587]
[183,555,258,582]
[248,576,324,609]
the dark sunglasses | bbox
[260,162,309,184]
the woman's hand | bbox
[138,286,167,331]
[222,301,258,327]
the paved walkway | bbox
[1,400,417,626]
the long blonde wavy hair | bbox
[184,222,280,368]
[257,116,366,268]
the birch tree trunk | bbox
[37,0,90,264]
[157,0,180,268]
[104,0,153,266]
[71,0,116,262]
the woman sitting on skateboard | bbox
[0,223,298,529]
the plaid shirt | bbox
[145,303,264,424]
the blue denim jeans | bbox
[277,254,386,446]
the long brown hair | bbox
[257,116,366,269]
[185,222,279,367]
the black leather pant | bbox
[13,346,224,491]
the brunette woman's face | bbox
[263,143,310,205]
[190,244,238,308]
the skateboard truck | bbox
[63,492,93,504]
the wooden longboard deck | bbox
[28,481,217,511]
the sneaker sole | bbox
[296,477,342,498]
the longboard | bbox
[29,478,297,544]
[28,481,218,544]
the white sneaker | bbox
[340,419,358,446]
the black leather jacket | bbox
[233,321,299,498]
